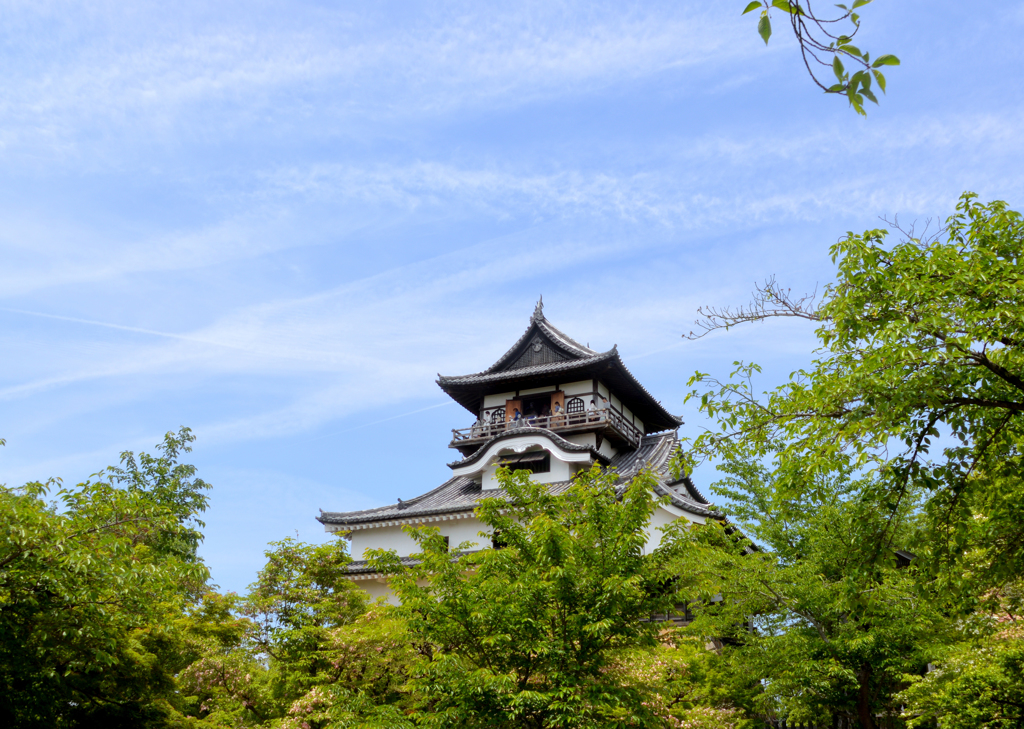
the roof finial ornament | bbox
[531,295,544,323]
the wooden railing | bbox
[451,409,642,448]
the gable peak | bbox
[530,295,544,324]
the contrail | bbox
[630,340,687,361]
[0,307,242,351]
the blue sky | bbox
[2,0,1022,593]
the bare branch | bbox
[880,213,948,248]
[686,275,823,340]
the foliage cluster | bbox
[678,192,1024,727]
[0,427,210,727]
[741,0,899,114]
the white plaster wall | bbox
[442,517,489,551]
[562,380,592,396]
[564,433,619,460]
[353,576,432,606]
[597,381,609,399]
[483,391,516,408]
[351,518,489,560]
[597,438,618,459]
[520,385,556,396]
[358,579,392,602]
[349,502,706,605]
[350,524,418,561]
[643,505,706,553]
[483,454,573,489]
[460,434,594,489]
[565,432,596,449]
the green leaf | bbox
[872,54,901,68]
[849,92,866,115]
[833,56,845,82]
[851,0,872,7]
[771,0,795,13]
[862,86,879,104]
[872,69,887,93]
[758,13,772,44]
[826,83,845,93]
[839,44,863,59]
[742,1,763,14]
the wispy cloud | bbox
[250,148,1021,230]
[0,2,754,161]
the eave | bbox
[437,349,682,433]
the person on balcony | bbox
[526,408,538,426]
[510,408,523,429]
[587,399,598,422]
[551,401,565,427]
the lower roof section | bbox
[317,431,717,532]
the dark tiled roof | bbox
[438,348,682,433]
[318,431,717,529]
[346,551,480,575]
[477,299,598,375]
[438,348,618,386]
[445,426,609,469]
[436,303,682,433]
[347,555,422,575]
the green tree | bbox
[674,458,945,728]
[177,539,419,729]
[680,193,1024,727]
[685,193,1024,602]
[899,580,1024,728]
[368,465,745,729]
[0,427,210,728]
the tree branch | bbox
[687,276,822,340]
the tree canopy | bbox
[0,427,210,727]
[678,192,1024,727]
[368,465,736,729]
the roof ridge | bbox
[467,306,599,377]
[536,317,598,357]
[317,475,471,523]
[438,348,618,383]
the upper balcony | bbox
[449,407,643,454]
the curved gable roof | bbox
[445,426,610,470]
[479,298,598,374]
[437,301,682,433]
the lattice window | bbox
[490,409,504,424]
[566,397,585,414]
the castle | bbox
[318,300,714,602]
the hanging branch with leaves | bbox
[742,0,900,115]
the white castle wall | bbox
[350,517,489,561]
[348,505,705,604]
